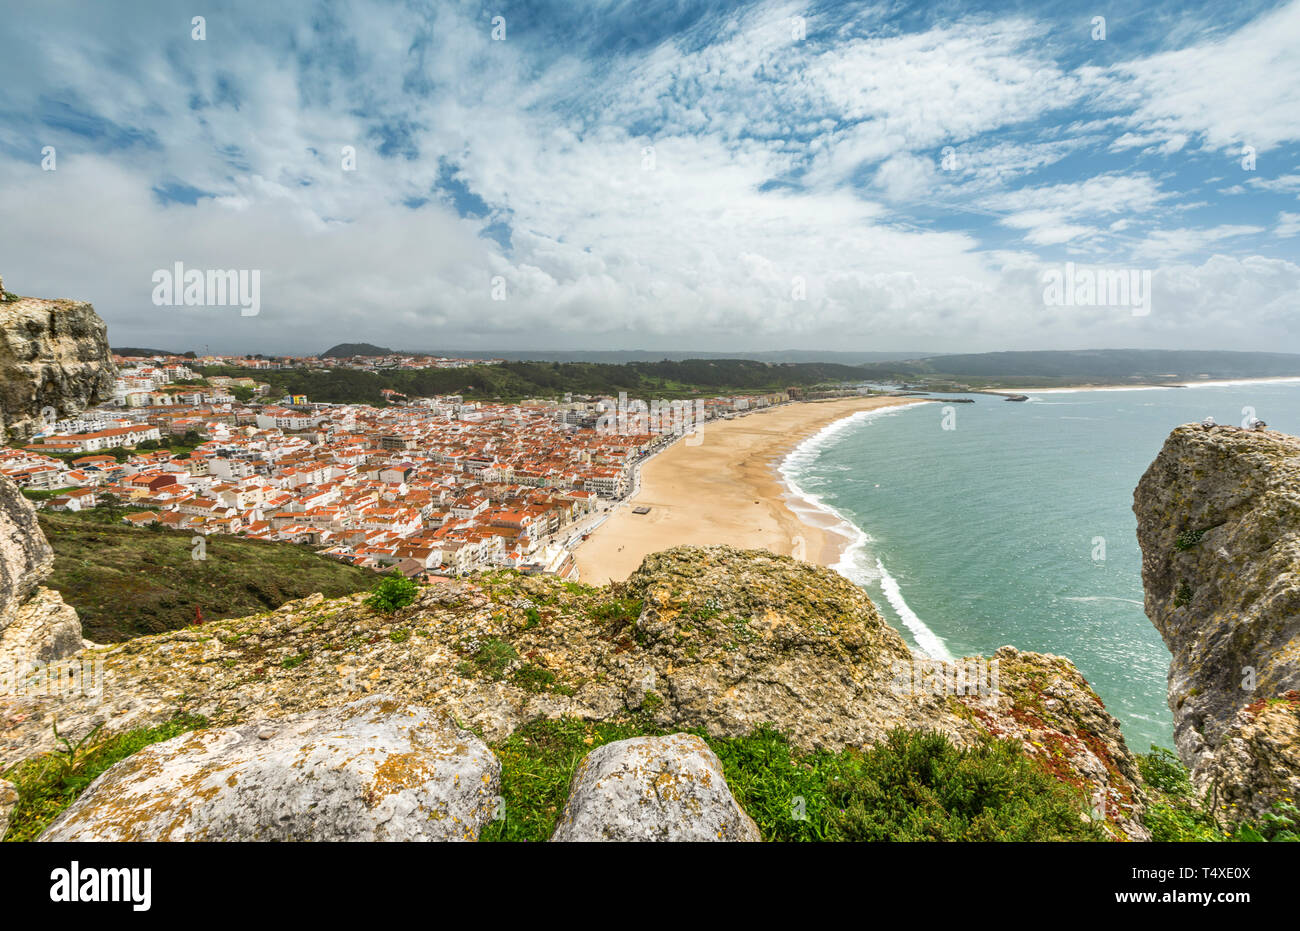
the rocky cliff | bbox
[1134,424,1300,821]
[0,475,87,673]
[0,545,1149,839]
[0,288,116,442]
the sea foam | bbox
[778,403,955,661]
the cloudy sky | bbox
[1,0,1298,355]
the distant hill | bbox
[412,349,935,364]
[200,347,1300,406]
[321,342,395,358]
[317,344,932,363]
[887,349,1300,380]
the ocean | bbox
[780,379,1300,752]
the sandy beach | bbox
[573,396,926,584]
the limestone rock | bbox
[0,294,115,442]
[550,733,760,841]
[3,546,1144,837]
[38,695,501,841]
[0,778,17,841]
[1196,694,1300,823]
[0,475,85,675]
[0,474,54,609]
[0,586,85,671]
[1134,424,1300,820]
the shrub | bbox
[364,570,418,614]
[1138,745,1300,842]
[824,729,1103,841]
[479,719,1103,842]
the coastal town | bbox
[2,352,788,581]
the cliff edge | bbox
[1134,423,1300,821]
[0,475,87,674]
[0,282,116,442]
[0,545,1149,839]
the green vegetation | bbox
[1174,580,1193,607]
[1137,746,1299,841]
[2,714,207,841]
[456,637,519,680]
[20,486,77,501]
[364,570,419,614]
[1175,528,1207,551]
[198,358,869,405]
[480,718,1104,842]
[37,509,379,641]
[195,349,1300,406]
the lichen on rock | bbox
[1,544,1147,839]
[0,293,116,442]
[38,694,501,841]
[1134,423,1300,822]
[550,733,760,841]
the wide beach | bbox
[573,395,926,584]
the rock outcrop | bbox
[0,778,16,841]
[0,545,1148,839]
[0,475,86,673]
[39,695,501,841]
[551,733,760,841]
[0,289,116,442]
[1134,424,1300,821]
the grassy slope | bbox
[37,509,379,642]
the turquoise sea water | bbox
[781,380,1300,752]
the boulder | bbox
[550,733,760,841]
[39,695,501,841]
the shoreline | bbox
[572,396,927,584]
[999,376,1300,394]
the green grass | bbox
[480,718,1105,842]
[456,637,519,680]
[37,509,380,641]
[2,714,207,841]
[20,486,77,501]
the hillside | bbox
[199,357,873,404]
[198,349,1300,406]
[0,544,1151,840]
[37,510,379,642]
[321,342,395,358]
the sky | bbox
[1,0,1298,356]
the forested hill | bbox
[195,349,1300,405]
[199,358,874,404]
[320,342,394,358]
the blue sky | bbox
[1,0,1298,354]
